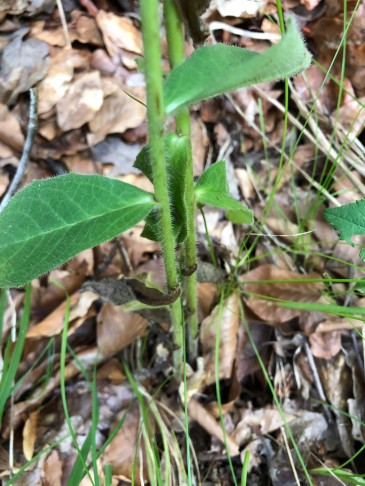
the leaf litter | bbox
[1,0,365,484]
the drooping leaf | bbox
[195,161,253,224]
[0,174,156,287]
[324,200,365,263]
[134,133,188,242]
[163,16,311,115]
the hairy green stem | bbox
[139,0,183,370]
[164,0,199,361]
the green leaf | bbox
[164,16,311,115]
[324,200,365,263]
[0,174,156,287]
[134,133,188,242]
[195,161,253,224]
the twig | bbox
[56,0,72,48]
[0,88,38,213]
[209,21,281,41]
[304,341,332,423]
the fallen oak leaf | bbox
[241,264,324,324]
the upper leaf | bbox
[163,16,311,115]
[134,133,189,242]
[0,174,156,287]
[195,161,253,224]
[324,200,365,262]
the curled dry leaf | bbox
[72,11,104,46]
[200,293,239,386]
[241,264,324,324]
[27,291,97,338]
[57,71,104,131]
[96,11,143,58]
[23,411,39,461]
[97,304,148,358]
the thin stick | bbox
[56,0,72,49]
[304,341,332,423]
[0,88,38,213]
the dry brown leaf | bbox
[235,168,255,199]
[336,95,365,140]
[0,174,9,197]
[38,48,74,114]
[22,411,39,461]
[32,257,92,315]
[315,317,364,332]
[38,119,60,141]
[0,0,48,15]
[90,49,119,75]
[57,71,104,131]
[72,11,103,46]
[198,283,218,322]
[242,264,324,324]
[318,353,354,456]
[191,117,209,177]
[0,104,24,152]
[309,330,341,359]
[188,398,239,456]
[96,12,143,58]
[2,347,101,438]
[96,359,126,384]
[91,136,140,177]
[200,293,239,385]
[122,227,161,269]
[97,304,148,358]
[87,85,146,145]
[0,29,49,104]
[27,292,97,338]
[63,153,97,174]
[235,321,272,384]
[43,451,63,486]
[30,21,73,47]
[102,402,149,484]
[234,406,295,448]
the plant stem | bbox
[164,0,199,361]
[139,0,183,371]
